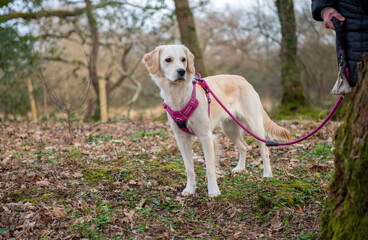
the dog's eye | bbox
[181,58,186,62]
[165,58,172,63]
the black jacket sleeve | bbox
[311,0,336,21]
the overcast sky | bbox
[211,0,258,9]
[210,0,307,11]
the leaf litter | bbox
[0,120,339,239]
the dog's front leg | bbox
[198,134,221,197]
[174,133,196,195]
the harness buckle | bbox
[175,118,187,129]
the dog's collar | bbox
[163,74,211,135]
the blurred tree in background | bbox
[275,0,310,114]
[173,0,207,76]
[0,0,170,122]
[0,2,37,121]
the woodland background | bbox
[0,0,338,123]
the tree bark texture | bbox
[85,0,102,120]
[275,0,309,111]
[85,0,99,96]
[320,54,368,239]
[174,0,207,76]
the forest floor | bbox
[0,120,339,239]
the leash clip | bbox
[194,73,211,103]
[194,74,201,83]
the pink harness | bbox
[163,74,211,135]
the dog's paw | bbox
[181,186,196,196]
[208,187,221,197]
[231,166,246,173]
[263,172,273,177]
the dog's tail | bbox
[262,110,293,142]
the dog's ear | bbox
[143,48,160,74]
[184,47,195,74]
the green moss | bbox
[145,159,186,185]
[82,167,132,186]
[162,162,184,173]
[273,104,325,121]
[6,187,55,204]
[321,194,368,240]
[21,194,51,204]
[255,180,313,209]
[275,181,312,207]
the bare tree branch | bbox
[43,55,88,68]
[1,2,108,22]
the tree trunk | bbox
[43,85,49,120]
[85,0,102,121]
[320,54,368,239]
[275,0,309,112]
[98,78,108,122]
[173,0,207,76]
[26,78,37,122]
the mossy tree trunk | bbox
[173,0,207,76]
[320,54,368,239]
[275,0,309,112]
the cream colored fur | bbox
[143,45,292,197]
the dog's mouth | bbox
[174,77,185,82]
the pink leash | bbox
[195,73,344,147]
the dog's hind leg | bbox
[244,117,273,177]
[174,133,196,195]
[257,140,273,177]
[213,135,225,176]
[221,120,248,173]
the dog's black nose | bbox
[176,68,186,76]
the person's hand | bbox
[322,7,345,30]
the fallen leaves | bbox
[36,180,51,187]
[123,209,136,228]
[309,164,330,172]
[0,120,338,239]
[73,172,83,178]
[52,206,69,219]
[271,211,283,232]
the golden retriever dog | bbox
[143,45,292,197]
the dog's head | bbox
[142,45,195,83]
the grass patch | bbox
[128,131,168,141]
[273,105,327,121]
[307,142,333,162]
